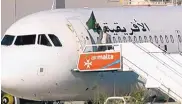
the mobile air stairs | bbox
[73,42,182,103]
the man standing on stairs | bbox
[95,23,102,35]
[86,11,111,51]
[95,23,103,44]
[97,26,112,51]
[102,26,111,44]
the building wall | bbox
[65,0,122,8]
[1,0,53,36]
[2,0,16,36]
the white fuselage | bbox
[1,6,182,101]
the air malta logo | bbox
[84,54,114,69]
[84,59,92,69]
[78,52,121,71]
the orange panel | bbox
[77,52,121,71]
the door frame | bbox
[175,30,182,52]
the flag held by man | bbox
[86,11,96,30]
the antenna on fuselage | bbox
[51,0,56,10]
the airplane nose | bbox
[1,74,21,95]
[1,48,25,94]
[1,46,39,96]
[1,65,25,97]
[1,46,59,100]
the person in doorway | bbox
[94,23,102,34]
[101,26,107,44]
[102,26,112,44]
[95,23,103,45]
[97,26,112,51]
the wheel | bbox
[87,100,93,104]
[2,93,15,104]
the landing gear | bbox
[41,101,58,104]
[1,93,15,104]
[87,100,93,104]
[84,100,93,104]
[50,101,64,104]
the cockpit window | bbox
[48,34,62,47]
[38,34,52,46]
[14,35,36,45]
[1,35,15,46]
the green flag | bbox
[86,11,96,30]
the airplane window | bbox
[144,36,148,42]
[118,36,122,43]
[178,35,181,43]
[128,36,132,42]
[123,36,127,42]
[48,34,62,47]
[160,35,164,43]
[154,36,158,43]
[139,36,142,43]
[165,35,169,43]
[170,35,174,43]
[38,34,52,46]
[149,36,153,43]
[1,35,15,46]
[14,35,36,45]
[134,36,137,42]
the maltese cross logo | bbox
[84,59,92,69]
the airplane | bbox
[1,6,182,104]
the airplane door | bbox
[67,18,92,51]
[175,30,182,52]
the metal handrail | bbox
[134,43,182,79]
[164,54,182,68]
[83,43,121,53]
[84,43,121,46]
[123,56,182,102]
